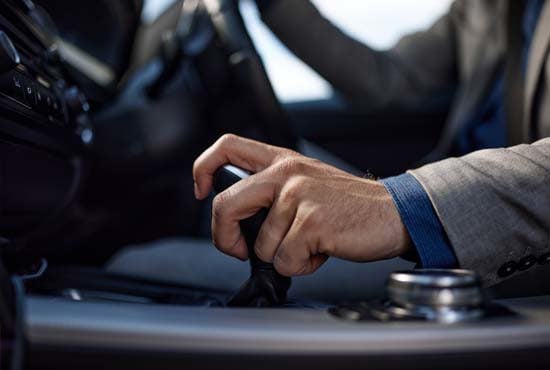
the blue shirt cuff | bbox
[381,173,458,268]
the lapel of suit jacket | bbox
[524,0,550,140]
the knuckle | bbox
[274,250,305,276]
[304,208,321,228]
[274,246,291,265]
[216,133,238,149]
[279,176,308,204]
[294,208,317,231]
[255,220,272,243]
[275,157,303,176]
[273,252,292,275]
[274,148,301,161]
[212,192,231,220]
[290,174,309,188]
[317,241,334,256]
[254,244,272,263]
[279,187,297,205]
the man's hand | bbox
[193,134,411,277]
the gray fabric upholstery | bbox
[106,238,414,303]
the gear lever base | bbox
[213,165,291,307]
[227,268,291,307]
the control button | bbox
[35,87,53,115]
[44,92,53,111]
[51,97,60,113]
[517,255,537,271]
[80,127,94,145]
[497,261,517,278]
[35,87,45,111]
[51,95,64,118]
[22,78,36,106]
[65,86,89,117]
[381,269,486,323]
[0,31,20,73]
[10,73,24,100]
[538,253,550,265]
[12,74,22,89]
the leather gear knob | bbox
[213,165,291,307]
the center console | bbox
[24,276,550,370]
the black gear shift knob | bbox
[213,165,291,307]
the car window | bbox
[240,0,453,103]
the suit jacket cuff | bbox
[382,173,458,268]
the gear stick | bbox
[213,165,291,307]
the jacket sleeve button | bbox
[517,255,537,271]
[497,261,517,278]
[538,253,550,265]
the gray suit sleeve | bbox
[260,0,460,111]
[410,138,550,286]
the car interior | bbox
[0,0,549,369]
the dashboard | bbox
[34,0,142,87]
[0,0,209,267]
[0,1,93,260]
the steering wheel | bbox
[201,0,298,149]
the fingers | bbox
[195,134,323,272]
[273,210,328,276]
[309,254,330,274]
[253,197,296,263]
[193,134,286,200]
[211,172,278,259]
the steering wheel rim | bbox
[201,0,298,149]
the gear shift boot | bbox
[213,165,291,307]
